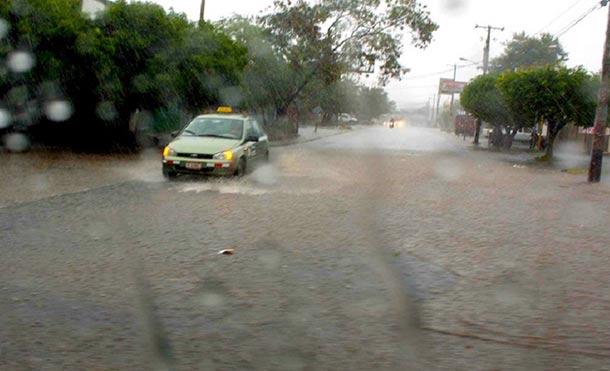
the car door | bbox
[251,120,269,161]
[244,121,260,162]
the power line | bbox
[406,68,455,80]
[535,0,588,35]
[555,2,604,37]
[406,62,478,80]
[386,85,438,91]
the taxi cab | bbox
[162,107,269,178]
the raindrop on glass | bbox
[220,86,244,107]
[0,18,8,39]
[4,133,30,152]
[7,51,35,74]
[258,250,281,270]
[0,108,11,129]
[198,292,225,308]
[45,100,73,122]
[434,158,463,182]
[96,101,118,121]
[7,85,29,106]
[443,0,467,13]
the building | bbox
[81,0,111,19]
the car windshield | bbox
[182,118,244,140]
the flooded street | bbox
[2,125,610,370]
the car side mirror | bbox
[246,135,259,143]
[170,130,179,138]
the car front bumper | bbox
[162,158,236,176]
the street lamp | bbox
[459,57,482,68]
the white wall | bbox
[81,0,108,19]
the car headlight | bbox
[213,150,234,161]
[163,146,176,157]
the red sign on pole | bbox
[439,78,467,94]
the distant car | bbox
[514,129,533,143]
[338,113,358,124]
[162,107,269,179]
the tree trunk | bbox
[503,129,518,150]
[545,130,557,160]
[490,126,504,149]
[473,119,482,145]
[544,122,567,160]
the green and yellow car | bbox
[162,108,269,178]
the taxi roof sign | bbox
[217,106,233,113]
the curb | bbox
[269,128,355,148]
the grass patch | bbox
[562,167,588,175]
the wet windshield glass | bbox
[2,0,610,370]
[183,118,244,140]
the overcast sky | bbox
[146,0,607,109]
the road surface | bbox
[2,126,610,370]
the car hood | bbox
[170,136,241,155]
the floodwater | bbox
[1,125,610,370]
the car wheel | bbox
[163,169,177,180]
[235,158,247,177]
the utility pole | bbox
[589,2,610,182]
[430,93,437,125]
[449,63,457,116]
[199,0,206,23]
[472,24,504,145]
[435,88,441,127]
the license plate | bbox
[185,162,203,170]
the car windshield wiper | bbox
[198,134,236,139]
[182,129,197,136]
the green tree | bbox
[497,66,596,159]
[168,22,247,114]
[460,74,523,149]
[1,0,89,130]
[356,86,395,122]
[82,2,193,129]
[260,0,438,115]
[491,32,567,73]
[2,0,248,149]
[219,16,297,124]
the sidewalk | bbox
[270,125,357,147]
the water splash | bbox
[180,182,270,196]
[177,180,321,196]
[250,164,279,186]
